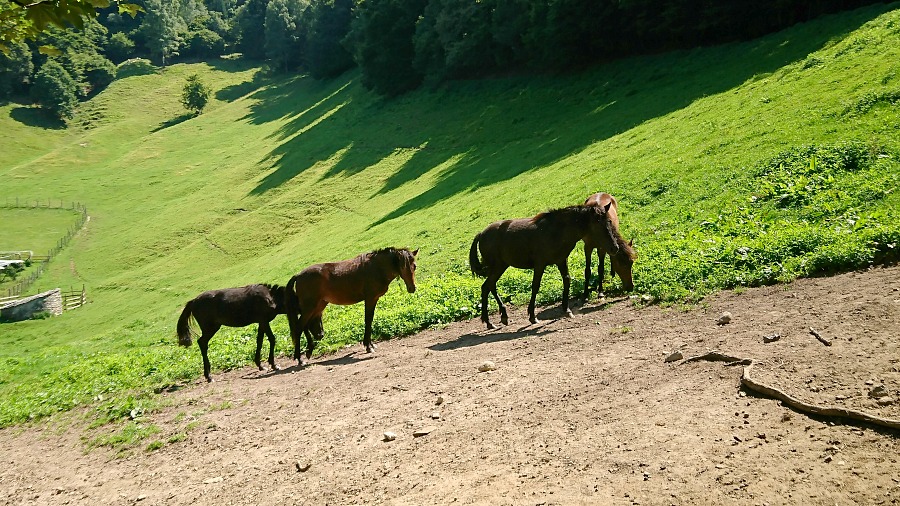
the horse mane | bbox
[532,205,594,223]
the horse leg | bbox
[481,267,507,330]
[492,286,509,326]
[480,277,494,330]
[254,324,265,370]
[528,265,546,324]
[597,250,607,295]
[304,307,326,360]
[197,323,220,383]
[558,261,574,318]
[582,244,594,303]
[262,321,279,371]
[363,298,377,353]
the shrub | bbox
[116,58,157,79]
[184,29,226,59]
[181,73,211,115]
[30,60,78,120]
[106,32,136,63]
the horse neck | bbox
[370,250,403,283]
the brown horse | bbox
[285,247,419,365]
[469,205,619,330]
[582,192,637,300]
[177,284,292,382]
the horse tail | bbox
[469,234,489,277]
[285,274,302,347]
[176,300,195,347]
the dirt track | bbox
[1,266,899,505]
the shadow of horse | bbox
[428,326,556,352]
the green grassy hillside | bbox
[1,5,898,428]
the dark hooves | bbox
[486,322,496,330]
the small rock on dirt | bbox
[876,397,895,406]
[477,361,497,372]
[430,412,440,420]
[763,333,780,343]
[383,431,397,442]
[203,477,223,484]
[664,351,683,363]
[868,385,888,398]
[296,461,311,472]
[136,494,147,502]
[717,312,732,325]
[436,395,445,405]
[413,426,436,437]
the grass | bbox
[0,4,898,432]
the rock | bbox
[869,385,888,398]
[203,477,223,484]
[430,412,440,420]
[383,431,397,442]
[824,455,833,463]
[876,397,895,406]
[717,312,732,325]
[763,333,780,343]
[664,350,683,363]
[477,361,497,372]
[295,461,311,472]
[435,395,445,405]
[413,426,436,437]
[136,495,147,501]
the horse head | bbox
[610,238,636,291]
[589,203,620,256]
[395,248,418,294]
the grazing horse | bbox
[582,192,637,301]
[177,284,289,382]
[285,247,419,365]
[469,205,619,330]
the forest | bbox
[1,0,888,120]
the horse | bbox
[177,283,293,382]
[285,247,419,365]
[582,192,637,301]
[469,204,620,330]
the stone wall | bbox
[0,288,63,322]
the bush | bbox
[30,60,78,120]
[184,29,226,59]
[79,54,117,94]
[181,73,211,115]
[116,58,157,79]
[106,32,136,64]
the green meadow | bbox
[1,5,898,428]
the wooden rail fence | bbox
[2,198,88,299]
[62,285,87,311]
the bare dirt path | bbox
[2,266,899,505]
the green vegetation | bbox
[0,5,898,431]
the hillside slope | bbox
[0,5,898,426]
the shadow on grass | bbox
[9,106,66,129]
[151,113,195,133]
[240,5,889,223]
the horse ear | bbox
[629,238,634,247]
[412,248,419,257]
[603,202,612,213]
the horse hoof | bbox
[365,347,375,354]
[271,365,280,371]
[486,322,496,330]
[565,310,574,318]
[529,317,540,325]
[500,317,509,326]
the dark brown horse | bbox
[286,247,419,365]
[177,284,293,382]
[469,205,619,330]
[582,192,637,300]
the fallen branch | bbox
[809,327,832,346]
[683,353,900,430]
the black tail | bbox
[285,274,302,352]
[176,300,195,347]
[469,234,488,277]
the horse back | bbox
[478,217,579,268]
[193,284,279,327]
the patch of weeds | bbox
[167,432,187,444]
[611,326,632,334]
[146,440,165,452]
[209,400,232,411]
[88,421,160,452]
[841,89,900,116]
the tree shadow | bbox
[9,106,66,129]
[151,113,195,133]
[239,6,885,219]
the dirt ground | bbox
[1,266,899,505]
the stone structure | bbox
[0,288,63,322]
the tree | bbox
[106,31,136,63]
[346,0,427,96]
[0,0,141,54]
[141,0,181,66]
[181,73,210,115]
[0,40,33,99]
[306,0,354,79]
[265,0,309,72]
[233,0,268,60]
[31,59,78,120]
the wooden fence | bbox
[2,198,88,299]
[62,285,87,311]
